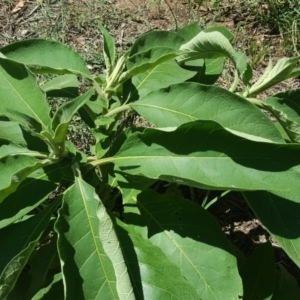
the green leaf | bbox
[131,82,284,143]
[0,201,58,299]
[32,273,64,300]
[243,189,300,268]
[0,143,45,159]
[26,234,59,299]
[0,121,27,145]
[129,31,185,56]
[263,90,300,142]
[98,22,116,75]
[240,242,275,300]
[179,27,234,85]
[41,74,79,98]
[55,178,118,300]
[177,23,201,42]
[0,39,90,77]
[0,155,45,204]
[121,47,178,82]
[52,88,95,145]
[0,57,52,130]
[112,120,300,191]
[272,265,300,299]
[126,59,196,101]
[177,31,248,77]
[115,219,199,299]
[97,191,134,299]
[248,57,300,96]
[0,164,61,229]
[122,190,243,299]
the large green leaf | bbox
[0,155,45,204]
[0,39,90,77]
[112,120,300,191]
[263,89,300,142]
[0,201,58,299]
[240,242,275,300]
[122,190,243,299]
[115,219,199,299]
[97,190,134,299]
[55,178,118,300]
[243,189,300,267]
[248,57,300,96]
[0,57,52,130]
[41,74,79,98]
[131,82,284,143]
[0,164,61,229]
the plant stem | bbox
[229,70,239,92]
[204,190,230,210]
[105,104,130,117]
[201,190,210,208]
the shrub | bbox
[1,23,300,299]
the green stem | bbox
[229,70,239,93]
[201,190,210,208]
[105,104,130,118]
[204,190,230,210]
[246,97,265,109]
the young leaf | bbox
[125,59,196,101]
[0,155,45,204]
[115,219,199,299]
[263,89,300,142]
[122,190,243,299]
[55,178,119,300]
[0,164,62,229]
[0,201,58,299]
[177,31,248,77]
[0,57,52,130]
[121,47,179,82]
[112,120,300,192]
[239,242,275,300]
[129,31,185,57]
[0,39,90,76]
[130,82,284,143]
[176,22,201,42]
[98,22,116,75]
[41,74,79,98]
[243,189,300,268]
[52,88,95,145]
[248,57,300,96]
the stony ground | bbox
[1,0,300,283]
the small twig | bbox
[163,0,178,31]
